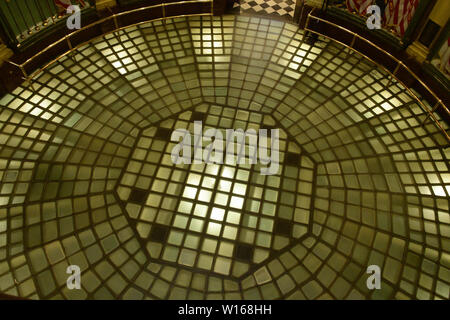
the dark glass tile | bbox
[234,243,254,262]
[274,218,292,236]
[155,127,172,140]
[149,224,169,243]
[285,152,301,166]
[129,188,149,205]
[192,111,207,122]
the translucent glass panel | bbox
[0,14,448,300]
[116,104,313,278]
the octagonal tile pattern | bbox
[116,104,314,279]
[0,15,448,300]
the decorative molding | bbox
[406,41,429,63]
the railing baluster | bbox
[10,60,36,92]
[350,34,356,48]
[162,3,166,24]
[113,13,119,29]
[422,100,442,125]
[303,10,312,42]
[387,62,401,87]
[66,35,78,62]
[345,33,356,57]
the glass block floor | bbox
[0,14,449,300]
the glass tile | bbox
[0,14,447,301]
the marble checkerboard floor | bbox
[233,0,296,19]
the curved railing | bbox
[305,9,450,143]
[5,4,448,143]
[7,0,213,83]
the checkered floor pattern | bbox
[233,0,296,19]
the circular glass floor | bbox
[0,15,449,300]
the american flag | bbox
[345,0,376,16]
[384,0,420,36]
[437,37,450,76]
[54,0,88,10]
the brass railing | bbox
[7,0,213,84]
[6,4,448,142]
[305,10,450,143]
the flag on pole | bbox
[438,37,450,76]
[54,0,72,10]
[375,0,388,20]
[384,0,420,36]
[54,0,88,11]
[345,0,375,16]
